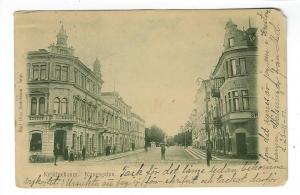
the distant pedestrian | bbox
[161,143,166,160]
[53,144,59,166]
[64,146,69,161]
[82,146,86,160]
[69,147,74,162]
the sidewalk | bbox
[71,148,145,162]
[188,147,258,161]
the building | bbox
[192,19,258,159]
[130,113,146,149]
[191,80,211,150]
[26,25,145,161]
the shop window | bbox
[31,97,37,115]
[30,132,42,151]
[39,97,45,115]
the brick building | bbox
[26,25,145,161]
[192,19,258,159]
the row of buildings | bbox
[27,25,145,160]
[187,19,258,159]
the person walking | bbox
[161,143,166,160]
[82,146,86,160]
[53,143,59,166]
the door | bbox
[236,133,247,157]
[54,130,66,155]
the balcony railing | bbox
[28,115,50,121]
[212,117,221,126]
[51,114,77,123]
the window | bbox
[55,65,61,80]
[39,97,45,115]
[233,91,239,111]
[30,132,42,151]
[33,65,39,80]
[53,98,60,114]
[239,58,247,74]
[229,37,234,47]
[81,74,85,88]
[31,98,37,115]
[231,59,237,76]
[228,92,232,112]
[73,100,78,117]
[40,65,47,80]
[74,69,78,84]
[61,66,68,81]
[80,135,83,150]
[61,98,68,114]
[87,106,91,121]
[242,90,249,110]
[227,61,232,77]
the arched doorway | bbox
[234,128,248,157]
[54,130,66,155]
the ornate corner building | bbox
[26,25,145,160]
[192,19,258,159]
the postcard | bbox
[15,9,287,187]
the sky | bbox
[15,10,258,136]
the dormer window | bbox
[229,37,235,47]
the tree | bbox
[166,136,175,146]
[173,131,192,146]
[145,125,165,145]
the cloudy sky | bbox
[15,10,257,136]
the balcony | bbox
[51,114,77,124]
[28,115,50,122]
[211,77,225,98]
[212,117,221,127]
[211,88,220,98]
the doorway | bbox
[236,133,247,157]
[54,130,66,155]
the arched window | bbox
[87,106,91,121]
[31,98,37,115]
[61,98,68,114]
[53,98,60,114]
[39,97,45,115]
[30,132,42,151]
[73,100,78,117]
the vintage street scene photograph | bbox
[15,10,287,187]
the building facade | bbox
[27,25,145,161]
[192,19,258,159]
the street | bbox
[33,146,254,167]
